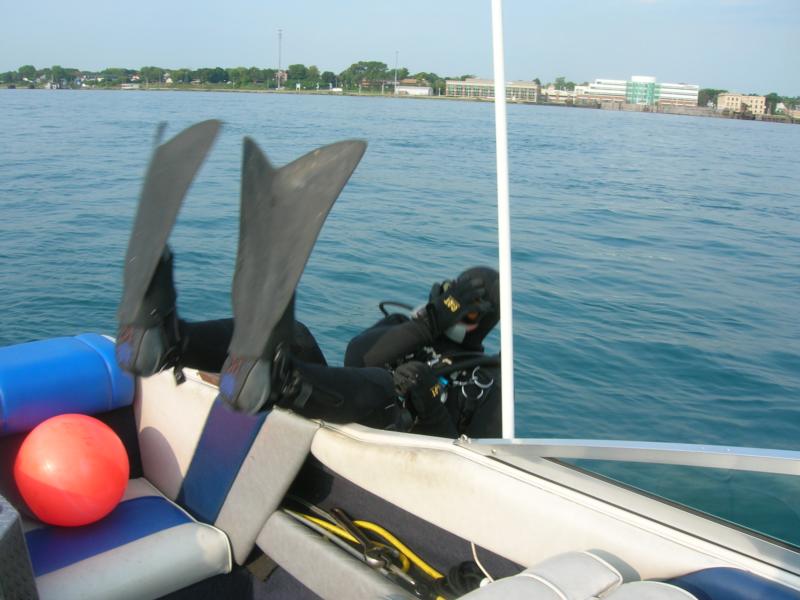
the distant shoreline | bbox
[2,84,796,125]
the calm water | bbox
[1,90,799,539]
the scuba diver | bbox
[119,259,500,437]
[115,120,501,438]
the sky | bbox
[1,0,798,95]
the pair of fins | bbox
[116,120,366,414]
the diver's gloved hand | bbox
[417,276,489,339]
[393,361,445,424]
[116,247,185,382]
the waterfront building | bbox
[716,93,766,115]
[445,79,539,102]
[395,85,432,96]
[573,85,590,97]
[541,85,573,104]
[580,76,699,107]
[579,78,627,103]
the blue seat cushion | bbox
[26,495,190,576]
[176,399,267,523]
[669,567,800,600]
[24,479,232,600]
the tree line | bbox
[4,64,797,110]
[0,62,475,93]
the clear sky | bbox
[2,0,797,95]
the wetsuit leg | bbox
[180,319,234,372]
[180,319,327,373]
[292,322,328,366]
[284,361,397,429]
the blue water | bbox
[2,90,799,540]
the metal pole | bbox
[491,0,515,439]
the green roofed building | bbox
[577,76,699,107]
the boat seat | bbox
[456,551,697,599]
[22,478,230,600]
[0,334,319,599]
[135,366,319,565]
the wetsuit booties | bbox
[218,296,306,415]
[116,247,184,380]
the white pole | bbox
[491,0,515,439]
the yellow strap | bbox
[354,520,444,580]
[289,511,411,572]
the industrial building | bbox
[445,79,539,102]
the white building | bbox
[395,85,432,96]
[580,76,699,107]
[655,81,700,107]
[582,78,628,103]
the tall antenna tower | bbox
[277,28,283,89]
[394,50,398,93]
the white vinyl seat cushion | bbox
[457,551,696,600]
[24,478,232,600]
[137,371,320,566]
[606,581,697,599]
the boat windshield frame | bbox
[464,438,800,476]
[459,437,800,575]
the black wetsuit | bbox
[179,319,397,429]
[177,267,502,437]
[345,313,502,438]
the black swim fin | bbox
[116,119,221,379]
[219,137,367,414]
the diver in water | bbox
[345,266,502,438]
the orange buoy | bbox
[14,414,129,526]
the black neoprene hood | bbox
[456,266,500,350]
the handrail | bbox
[462,438,800,476]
